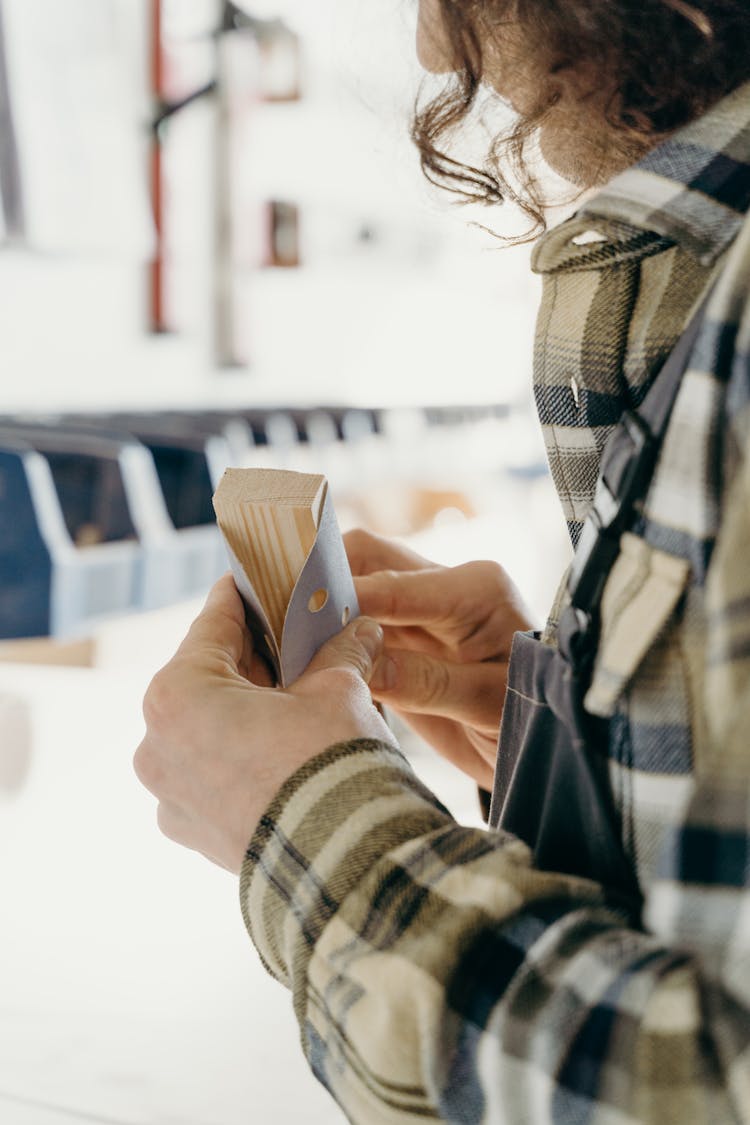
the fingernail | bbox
[371,655,397,692]
[354,618,384,661]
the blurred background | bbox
[0,1,571,1122]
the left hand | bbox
[345,529,534,789]
[133,574,396,874]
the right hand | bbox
[134,575,394,874]
[345,529,535,789]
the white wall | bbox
[0,0,542,415]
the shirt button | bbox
[570,229,608,247]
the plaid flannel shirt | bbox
[241,83,750,1124]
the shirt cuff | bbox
[239,738,454,990]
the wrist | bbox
[240,738,453,986]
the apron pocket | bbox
[584,532,691,719]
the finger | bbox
[371,648,507,729]
[390,710,497,789]
[304,616,385,685]
[176,573,252,672]
[354,567,454,628]
[358,564,532,658]
[394,708,500,771]
[381,623,453,660]
[344,528,431,577]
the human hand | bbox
[345,529,535,789]
[133,574,396,874]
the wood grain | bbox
[213,469,327,647]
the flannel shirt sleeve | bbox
[239,727,749,1123]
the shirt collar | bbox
[533,81,750,273]
[583,81,750,264]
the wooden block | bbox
[213,468,327,648]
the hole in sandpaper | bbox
[308,588,329,613]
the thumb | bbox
[304,617,385,684]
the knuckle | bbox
[344,527,370,552]
[133,739,162,793]
[142,665,181,729]
[379,570,404,618]
[461,558,503,591]
[412,655,450,709]
[344,527,377,569]
[314,665,366,700]
[156,803,180,843]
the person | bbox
[134,1,750,1121]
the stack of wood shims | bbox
[213,468,327,649]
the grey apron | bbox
[488,295,710,908]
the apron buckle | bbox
[567,410,656,613]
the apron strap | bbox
[559,288,712,672]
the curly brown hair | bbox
[413,0,750,238]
